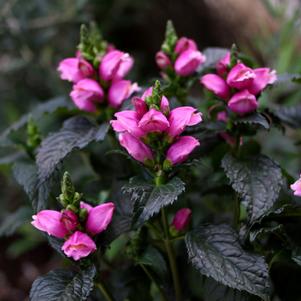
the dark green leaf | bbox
[222,154,283,223]
[0,207,32,237]
[185,224,271,299]
[122,177,185,227]
[0,97,72,146]
[47,236,65,256]
[30,266,96,301]
[137,246,168,279]
[234,113,270,130]
[36,117,109,182]
[203,277,257,301]
[273,105,301,129]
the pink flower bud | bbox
[138,109,170,133]
[80,201,93,212]
[175,37,197,54]
[168,106,202,137]
[291,175,301,197]
[200,74,230,99]
[226,63,256,90]
[216,52,230,77]
[108,80,140,109]
[57,58,94,83]
[171,208,192,231]
[132,97,148,119]
[62,231,96,261]
[248,68,277,95]
[155,51,171,70]
[70,79,104,112]
[31,210,68,238]
[60,210,78,232]
[175,49,206,77]
[217,111,228,122]
[166,136,200,165]
[228,90,258,116]
[141,87,153,100]
[160,96,170,115]
[111,110,145,138]
[85,202,115,236]
[119,132,153,163]
[99,50,134,81]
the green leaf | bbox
[273,104,301,129]
[222,154,283,223]
[185,224,271,299]
[203,277,257,301]
[36,117,109,182]
[234,113,270,130]
[0,97,72,146]
[122,177,185,228]
[0,207,32,237]
[137,246,168,279]
[30,266,96,301]
[13,159,58,211]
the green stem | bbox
[140,264,168,301]
[95,281,114,301]
[161,208,182,301]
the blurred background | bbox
[0,0,301,300]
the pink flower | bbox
[227,63,256,90]
[62,231,96,261]
[60,210,78,232]
[168,107,202,137]
[108,80,140,109]
[110,110,145,138]
[248,68,277,95]
[216,52,230,77]
[171,208,192,231]
[166,136,200,165]
[31,210,68,238]
[156,51,171,70]
[175,37,197,54]
[200,74,230,99]
[99,50,134,81]
[57,58,94,83]
[291,175,301,197]
[70,79,104,112]
[175,49,206,76]
[138,109,170,133]
[85,202,115,236]
[132,97,148,119]
[141,87,153,100]
[228,90,258,116]
[160,96,170,115]
[119,132,153,163]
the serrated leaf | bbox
[36,117,109,182]
[13,160,57,211]
[0,207,32,237]
[122,177,185,228]
[30,266,96,301]
[273,104,301,129]
[222,154,283,223]
[137,246,168,279]
[185,224,271,299]
[0,97,72,146]
[234,113,270,130]
[203,277,256,301]
[198,47,229,73]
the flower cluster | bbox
[32,202,114,260]
[110,83,202,171]
[156,37,206,77]
[58,44,138,113]
[200,52,277,116]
